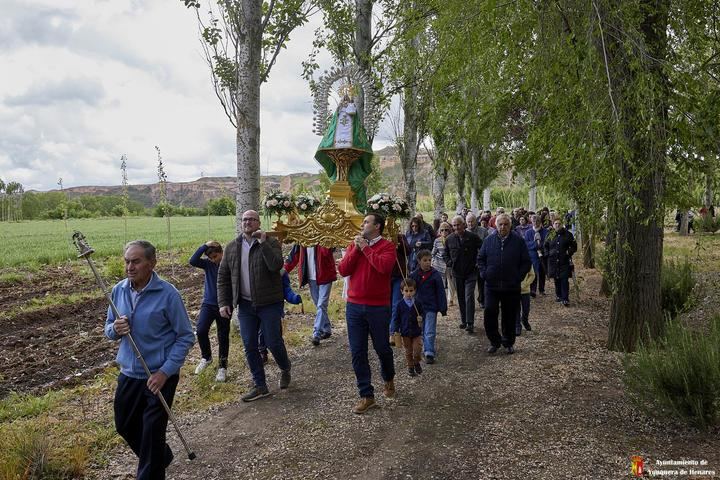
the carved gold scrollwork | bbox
[275,199,362,248]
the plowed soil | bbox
[0,260,203,398]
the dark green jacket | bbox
[217,235,284,308]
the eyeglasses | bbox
[241,218,259,223]
[440,229,450,232]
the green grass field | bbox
[0,216,276,268]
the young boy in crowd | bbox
[410,250,447,364]
[515,268,536,335]
[392,278,425,376]
[189,241,229,382]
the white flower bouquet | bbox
[366,193,411,219]
[264,190,294,216]
[294,194,319,215]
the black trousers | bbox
[483,288,521,347]
[114,373,179,480]
[196,303,230,368]
[477,272,485,306]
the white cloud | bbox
[0,0,393,192]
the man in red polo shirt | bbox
[338,213,397,414]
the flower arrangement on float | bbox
[264,190,294,217]
[366,193,411,219]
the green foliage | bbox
[696,214,720,234]
[0,216,239,268]
[489,186,572,212]
[623,316,720,429]
[661,258,696,318]
[206,196,235,216]
[0,391,64,423]
[102,256,126,282]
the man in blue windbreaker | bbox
[105,240,194,480]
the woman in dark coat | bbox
[544,218,577,306]
[406,217,432,273]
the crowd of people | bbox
[103,205,578,478]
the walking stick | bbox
[72,231,196,461]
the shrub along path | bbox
[97,268,720,479]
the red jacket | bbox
[338,238,397,306]
[284,245,337,286]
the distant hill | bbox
[56,147,437,208]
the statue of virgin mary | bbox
[314,94,373,211]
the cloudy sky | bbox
[0,0,393,192]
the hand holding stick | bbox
[72,231,196,461]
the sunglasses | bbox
[440,228,450,232]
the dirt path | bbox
[96,268,720,479]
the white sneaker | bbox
[195,358,212,374]
[215,368,227,382]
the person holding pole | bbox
[104,240,195,480]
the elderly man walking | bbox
[105,240,194,480]
[338,213,397,414]
[446,215,482,334]
[217,210,292,402]
[478,214,532,354]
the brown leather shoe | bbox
[383,380,395,398]
[352,397,378,414]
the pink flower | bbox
[300,204,307,210]
[372,203,380,210]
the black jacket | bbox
[544,228,577,279]
[478,232,532,292]
[446,231,482,278]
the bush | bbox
[623,316,720,429]
[696,214,720,233]
[661,258,695,317]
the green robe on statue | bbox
[314,100,373,211]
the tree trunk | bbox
[582,229,595,269]
[704,173,713,209]
[679,211,689,236]
[455,156,467,213]
[469,147,480,213]
[432,161,448,220]
[354,0,372,139]
[606,0,668,352]
[483,187,491,211]
[529,170,537,211]
[234,0,263,232]
[401,91,419,212]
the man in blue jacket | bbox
[105,240,194,480]
[478,214,532,354]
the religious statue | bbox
[314,94,373,211]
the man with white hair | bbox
[478,213,532,354]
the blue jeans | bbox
[422,311,438,357]
[236,299,290,388]
[389,277,403,335]
[308,280,333,337]
[346,302,395,398]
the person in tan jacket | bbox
[515,268,536,335]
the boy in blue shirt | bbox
[189,241,229,382]
[409,250,448,364]
[392,278,424,376]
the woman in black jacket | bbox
[544,219,577,306]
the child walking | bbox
[392,278,425,376]
[515,268,536,335]
[410,250,448,364]
[189,241,229,382]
